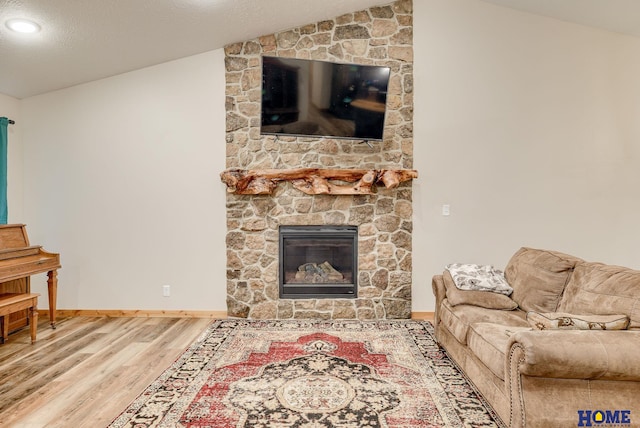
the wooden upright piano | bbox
[0,224,61,333]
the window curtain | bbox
[0,117,8,224]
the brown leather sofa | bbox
[432,247,640,427]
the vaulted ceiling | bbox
[2,0,640,99]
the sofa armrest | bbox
[508,330,640,381]
[432,274,446,306]
[431,275,446,334]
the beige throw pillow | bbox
[527,312,630,331]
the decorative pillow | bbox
[445,263,513,295]
[443,271,518,310]
[527,312,630,331]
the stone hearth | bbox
[224,0,414,319]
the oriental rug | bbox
[109,320,504,428]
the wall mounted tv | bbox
[261,56,391,141]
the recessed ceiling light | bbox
[5,18,41,34]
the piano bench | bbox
[0,293,40,344]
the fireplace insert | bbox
[279,225,357,299]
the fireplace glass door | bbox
[279,225,357,299]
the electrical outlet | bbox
[442,204,450,216]
[163,285,171,297]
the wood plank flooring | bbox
[0,316,211,428]
[0,313,434,427]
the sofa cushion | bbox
[443,271,518,310]
[527,311,630,330]
[439,300,528,345]
[558,262,640,330]
[504,247,583,313]
[467,323,531,380]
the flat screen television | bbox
[261,56,391,141]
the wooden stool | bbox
[0,293,40,344]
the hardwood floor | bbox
[0,313,434,427]
[0,316,211,428]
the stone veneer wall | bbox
[224,0,413,319]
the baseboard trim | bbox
[36,309,434,321]
[411,311,435,321]
[38,309,228,319]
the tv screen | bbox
[261,56,390,141]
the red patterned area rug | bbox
[109,320,504,428]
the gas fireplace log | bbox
[319,261,344,281]
[294,262,344,283]
[220,168,418,195]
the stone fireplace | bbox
[224,0,414,320]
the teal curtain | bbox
[0,117,8,224]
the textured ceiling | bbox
[0,0,391,99]
[2,0,640,99]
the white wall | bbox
[21,49,228,311]
[413,0,640,310]
[0,93,24,222]
[11,0,640,313]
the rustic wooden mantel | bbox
[220,168,418,195]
